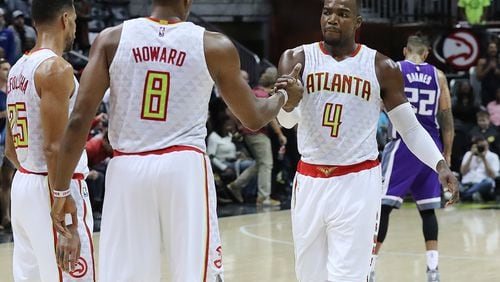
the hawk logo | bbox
[317,166,337,177]
[433,30,479,70]
[69,257,88,278]
[214,246,223,269]
[159,27,166,37]
[82,185,89,197]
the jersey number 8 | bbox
[141,71,170,121]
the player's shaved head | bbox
[32,0,74,25]
[406,33,430,56]
[323,0,362,15]
[153,0,179,5]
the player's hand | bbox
[436,160,459,207]
[275,63,303,112]
[51,195,78,239]
[56,227,81,273]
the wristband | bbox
[52,188,71,198]
[277,89,288,106]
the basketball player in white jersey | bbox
[50,0,302,281]
[276,0,459,281]
[5,0,95,281]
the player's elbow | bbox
[240,119,265,132]
[43,142,61,161]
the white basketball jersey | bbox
[7,49,88,174]
[298,43,381,165]
[108,18,214,153]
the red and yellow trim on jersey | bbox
[319,41,362,58]
[18,167,85,180]
[78,180,96,281]
[113,145,205,157]
[144,17,183,25]
[297,159,379,178]
[202,155,210,282]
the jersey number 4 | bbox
[141,71,170,121]
[322,103,343,138]
[8,102,28,148]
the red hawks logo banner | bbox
[433,29,480,70]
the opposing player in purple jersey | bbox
[370,34,454,282]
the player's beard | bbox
[322,31,344,47]
[64,36,75,52]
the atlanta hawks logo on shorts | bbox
[214,246,222,269]
[69,257,88,278]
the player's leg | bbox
[374,204,394,252]
[291,174,328,281]
[61,179,95,281]
[12,173,63,282]
[411,163,441,281]
[370,140,416,280]
[99,156,162,281]
[244,134,275,204]
[11,173,44,281]
[325,166,382,282]
[160,152,223,282]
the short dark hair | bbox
[406,33,430,55]
[32,0,74,25]
[472,135,486,143]
[476,110,490,118]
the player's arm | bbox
[275,47,305,128]
[36,57,74,190]
[53,26,119,195]
[51,26,119,245]
[376,52,459,205]
[436,69,454,165]
[204,31,300,131]
[4,124,20,169]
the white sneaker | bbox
[427,268,440,282]
[368,270,375,282]
[257,196,281,206]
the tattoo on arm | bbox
[438,108,454,155]
[438,108,454,133]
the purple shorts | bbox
[381,137,442,210]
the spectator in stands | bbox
[451,81,481,171]
[9,10,36,60]
[86,130,112,218]
[237,68,286,206]
[7,0,31,25]
[208,114,256,203]
[476,41,500,105]
[453,80,480,130]
[458,0,491,24]
[460,135,499,202]
[487,87,500,126]
[0,58,11,230]
[469,110,500,155]
[0,8,15,64]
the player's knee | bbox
[420,209,438,241]
[381,204,394,216]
